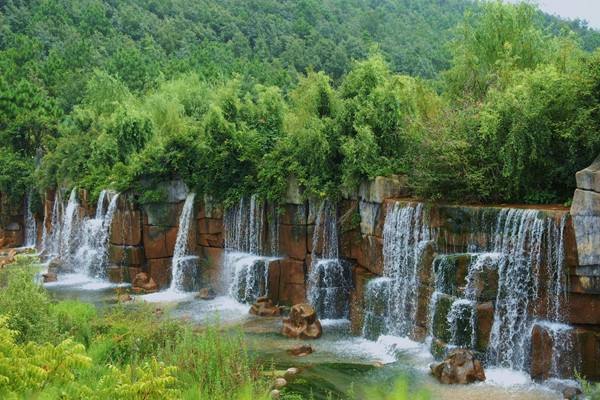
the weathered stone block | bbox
[567,293,600,325]
[197,218,222,235]
[570,274,600,295]
[431,293,455,343]
[197,195,223,219]
[576,155,600,193]
[475,301,494,352]
[157,180,189,203]
[278,258,306,305]
[570,189,600,267]
[107,265,128,283]
[199,246,223,290]
[279,204,307,226]
[111,210,142,246]
[143,202,183,227]
[575,327,600,380]
[285,176,303,205]
[351,234,383,275]
[358,200,381,236]
[350,266,376,335]
[148,258,172,289]
[358,175,408,203]
[279,224,307,260]
[530,322,576,380]
[267,259,281,304]
[143,225,177,259]
[109,245,143,266]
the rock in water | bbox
[42,272,57,283]
[250,296,281,316]
[287,345,314,357]
[132,272,158,294]
[430,349,486,384]
[196,287,216,300]
[282,303,322,339]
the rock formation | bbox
[282,303,322,339]
[250,296,281,316]
[430,349,486,384]
[131,272,158,294]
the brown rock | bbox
[430,349,486,385]
[109,245,144,267]
[287,345,314,357]
[282,303,322,339]
[110,210,142,246]
[132,272,159,293]
[249,296,281,316]
[278,224,307,260]
[118,293,133,302]
[351,234,383,275]
[148,258,172,289]
[42,272,57,283]
[273,377,287,389]
[196,287,216,300]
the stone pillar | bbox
[571,156,600,269]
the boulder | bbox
[131,272,158,294]
[287,344,314,357]
[273,377,287,389]
[196,287,216,300]
[118,293,133,302]
[249,296,281,316]
[270,389,281,400]
[42,272,57,283]
[545,380,582,400]
[284,367,299,379]
[430,349,486,385]
[282,303,322,339]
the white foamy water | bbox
[138,291,195,303]
[44,273,128,290]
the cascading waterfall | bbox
[169,193,198,292]
[487,209,568,372]
[307,201,351,319]
[24,191,37,247]
[73,191,120,279]
[59,188,79,263]
[223,195,277,303]
[43,189,64,257]
[363,202,431,338]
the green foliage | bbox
[4,0,600,208]
[0,265,57,344]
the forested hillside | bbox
[1,0,600,208]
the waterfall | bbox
[59,188,79,262]
[223,195,277,303]
[487,209,568,371]
[73,191,120,278]
[169,193,197,292]
[43,189,63,257]
[363,202,431,338]
[308,201,351,319]
[23,191,37,248]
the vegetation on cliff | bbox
[2,0,600,206]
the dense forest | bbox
[2,0,600,208]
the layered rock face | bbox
[20,168,600,381]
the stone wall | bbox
[32,172,600,380]
[0,193,25,248]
